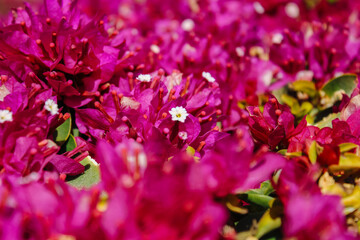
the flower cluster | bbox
[0,0,360,239]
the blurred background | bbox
[0,0,40,15]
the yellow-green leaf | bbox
[256,199,282,238]
[277,149,287,156]
[246,194,274,208]
[321,74,357,97]
[330,153,360,171]
[285,152,302,157]
[342,187,360,214]
[293,80,317,97]
[299,102,313,115]
[339,153,360,168]
[226,195,248,214]
[339,143,358,153]
[281,94,300,111]
[66,156,100,189]
[315,113,340,129]
[309,141,317,164]
[186,146,195,156]
[55,116,72,143]
[65,134,77,152]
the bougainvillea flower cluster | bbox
[1,0,360,239]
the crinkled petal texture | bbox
[48,155,85,176]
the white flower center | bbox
[178,131,188,140]
[44,99,59,116]
[285,2,300,19]
[169,106,189,123]
[181,19,195,32]
[0,109,13,123]
[253,2,265,14]
[202,71,216,83]
[137,74,152,82]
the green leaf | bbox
[298,102,313,115]
[339,153,360,168]
[73,128,80,137]
[259,181,275,195]
[293,80,317,97]
[237,101,246,109]
[66,156,100,189]
[226,195,248,214]
[281,94,300,111]
[245,181,274,196]
[246,194,274,208]
[342,187,360,214]
[243,181,275,208]
[306,108,319,124]
[216,122,222,131]
[329,153,360,172]
[272,87,287,104]
[256,200,282,239]
[308,141,317,164]
[54,116,72,143]
[308,142,317,164]
[280,94,313,118]
[285,152,302,157]
[277,149,287,156]
[321,74,357,97]
[339,143,359,153]
[65,134,77,152]
[272,170,282,185]
[186,146,195,156]
[315,113,340,129]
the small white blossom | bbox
[235,47,245,57]
[44,99,59,116]
[178,131,188,140]
[137,74,152,82]
[169,106,189,123]
[181,19,195,32]
[296,70,314,81]
[253,2,265,14]
[202,71,216,83]
[261,70,273,86]
[272,33,283,44]
[0,109,13,123]
[285,2,300,19]
[150,44,160,54]
[0,84,10,101]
